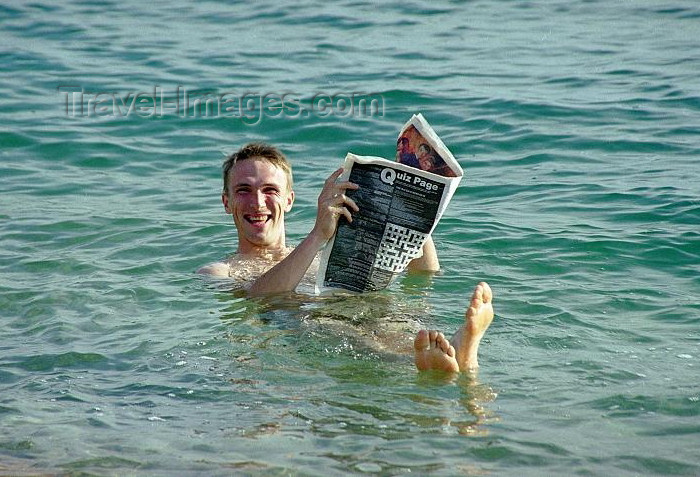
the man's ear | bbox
[222,192,231,214]
[284,190,295,212]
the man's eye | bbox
[264,187,280,194]
[234,188,250,194]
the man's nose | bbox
[253,189,266,207]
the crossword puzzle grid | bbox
[373,223,427,272]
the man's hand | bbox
[312,168,359,241]
[248,167,358,296]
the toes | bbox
[414,329,429,351]
[415,330,454,356]
[435,332,456,357]
[479,282,493,304]
[435,332,447,351]
[470,282,492,308]
[428,330,439,348]
[414,329,460,373]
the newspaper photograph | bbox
[316,114,463,294]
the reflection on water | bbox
[210,275,500,453]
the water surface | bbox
[1,0,699,475]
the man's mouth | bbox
[244,213,271,224]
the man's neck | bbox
[235,244,291,262]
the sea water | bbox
[1,0,699,475]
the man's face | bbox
[397,139,408,153]
[222,158,294,254]
[417,147,432,169]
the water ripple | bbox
[1,0,700,474]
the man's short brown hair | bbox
[222,143,293,195]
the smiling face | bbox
[222,157,295,255]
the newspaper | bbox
[316,113,463,294]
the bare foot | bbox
[451,282,494,371]
[414,330,460,372]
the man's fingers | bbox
[324,167,358,190]
[326,202,355,222]
[325,168,344,185]
[329,193,358,214]
[344,196,359,212]
[327,181,358,198]
[336,206,353,224]
[337,180,359,192]
[319,168,360,231]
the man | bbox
[396,136,419,168]
[199,143,494,373]
[416,143,457,177]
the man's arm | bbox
[248,168,358,296]
[406,235,440,273]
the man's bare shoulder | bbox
[197,253,287,282]
[197,261,231,277]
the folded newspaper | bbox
[316,113,463,294]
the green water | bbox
[2,1,699,475]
